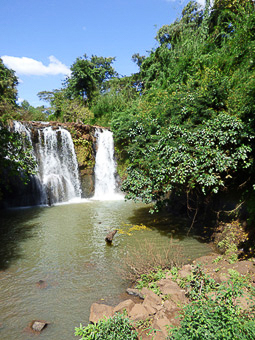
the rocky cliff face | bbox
[67,122,96,198]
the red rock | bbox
[142,291,162,315]
[31,320,48,332]
[157,279,188,305]
[163,299,177,311]
[89,303,113,324]
[152,317,170,338]
[113,299,135,314]
[129,304,149,321]
[178,264,193,278]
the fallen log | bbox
[105,230,117,244]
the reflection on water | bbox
[0,200,211,339]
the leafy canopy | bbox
[65,54,117,102]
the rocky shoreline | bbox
[87,253,255,340]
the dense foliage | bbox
[75,313,138,340]
[2,0,255,226]
[120,114,253,205]
[0,126,36,192]
[169,266,255,340]
[110,0,255,221]
[132,264,255,340]
[0,58,36,201]
[0,58,18,119]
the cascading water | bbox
[13,122,82,206]
[36,126,82,204]
[93,128,123,200]
[10,122,122,207]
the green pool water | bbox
[0,200,212,339]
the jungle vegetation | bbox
[1,0,255,237]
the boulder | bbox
[229,261,255,276]
[89,303,113,324]
[157,279,187,304]
[178,264,193,279]
[152,317,170,338]
[163,299,177,311]
[142,290,162,315]
[129,304,149,321]
[113,300,135,315]
[141,287,153,297]
[157,279,179,294]
[163,308,181,327]
[31,320,48,332]
[126,288,145,299]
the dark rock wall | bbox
[67,123,96,198]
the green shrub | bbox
[135,267,166,295]
[178,264,217,300]
[168,282,255,340]
[74,312,138,340]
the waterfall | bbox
[13,122,82,206]
[93,128,123,200]
[10,122,122,207]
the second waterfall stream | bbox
[93,128,123,200]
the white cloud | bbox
[1,55,71,77]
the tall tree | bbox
[18,100,48,121]
[65,55,117,102]
[0,58,18,119]
[38,89,93,123]
[213,0,254,12]
[156,1,203,47]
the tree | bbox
[213,0,254,12]
[209,0,255,45]
[0,58,18,119]
[120,114,253,208]
[0,60,36,201]
[132,53,146,68]
[18,100,48,121]
[38,89,93,123]
[65,54,117,102]
[156,1,203,46]
[111,1,255,224]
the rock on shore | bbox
[88,255,255,340]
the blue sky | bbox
[1,0,205,107]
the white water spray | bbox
[13,122,82,205]
[93,128,123,200]
[37,127,82,204]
